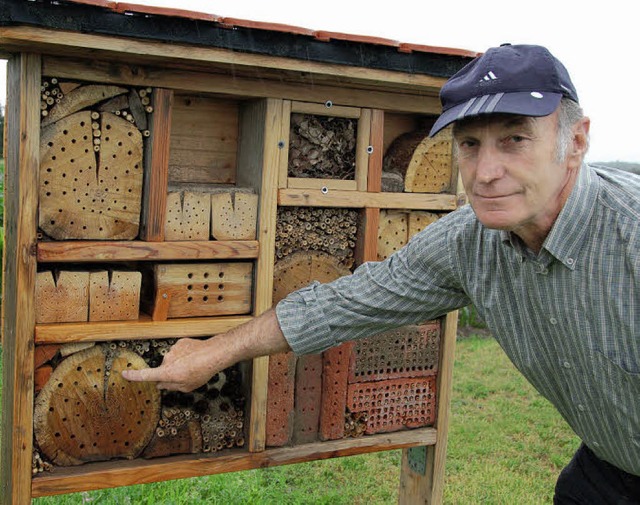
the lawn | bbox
[0,334,579,504]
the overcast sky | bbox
[1,0,638,162]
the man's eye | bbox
[509,135,526,143]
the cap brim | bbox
[429,91,563,137]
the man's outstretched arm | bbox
[121,309,290,392]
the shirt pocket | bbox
[590,350,640,433]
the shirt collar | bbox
[501,163,600,269]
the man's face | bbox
[453,111,580,243]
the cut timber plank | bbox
[154,263,253,318]
[169,95,238,184]
[165,191,211,241]
[210,191,258,240]
[89,270,141,322]
[34,346,160,465]
[35,270,89,323]
[140,88,173,241]
[37,240,259,262]
[36,315,254,344]
[278,189,457,210]
[39,111,143,240]
[236,99,283,452]
[31,427,438,497]
[1,52,41,505]
[41,84,128,127]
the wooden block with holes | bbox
[154,262,253,318]
[377,210,408,261]
[39,110,144,240]
[89,270,141,321]
[165,191,211,240]
[210,190,258,240]
[35,270,89,323]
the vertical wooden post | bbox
[139,88,173,241]
[1,52,41,505]
[398,310,458,504]
[355,109,384,264]
[237,98,283,452]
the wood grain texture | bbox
[169,95,238,184]
[367,109,384,193]
[236,99,282,452]
[31,427,437,497]
[140,88,172,241]
[154,263,253,318]
[164,191,211,241]
[1,52,41,504]
[35,270,89,323]
[35,315,253,344]
[39,111,143,240]
[39,55,443,115]
[211,191,258,240]
[37,240,259,262]
[278,189,457,210]
[355,108,371,191]
[88,270,141,322]
[34,347,160,466]
[398,312,458,505]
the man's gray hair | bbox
[556,98,588,161]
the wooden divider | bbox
[1,52,41,505]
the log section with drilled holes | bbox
[377,210,439,261]
[35,270,90,323]
[164,192,211,241]
[154,263,253,318]
[210,191,258,240]
[88,270,141,322]
[33,346,160,466]
[382,126,453,193]
[39,111,143,240]
[41,84,128,127]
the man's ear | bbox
[567,116,591,169]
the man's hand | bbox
[121,309,291,392]
[121,337,222,392]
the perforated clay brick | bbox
[319,342,353,441]
[349,321,440,383]
[346,376,437,435]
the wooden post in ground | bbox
[1,52,41,505]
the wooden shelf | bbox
[278,189,459,210]
[35,314,253,343]
[37,240,259,263]
[31,427,437,498]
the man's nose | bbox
[475,145,505,183]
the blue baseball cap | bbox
[429,44,579,137]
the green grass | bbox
[14,335,578,504]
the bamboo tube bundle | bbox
[275,207,359,268]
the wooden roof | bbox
[0,0,478,78]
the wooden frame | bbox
[0,17,466,505]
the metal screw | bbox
[325,100,333,108]
[277,140,285,149]
[366,145,374,154]
[321,186,329,194]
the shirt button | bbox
[592,441,600,448]
[550,317,558,325]
[567,258,575,266]
[577,404,586,411]
[563,361,571,369]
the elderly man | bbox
[124,44,640,503]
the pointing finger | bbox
[121,367,165,383]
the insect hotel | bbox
[0,1,475,503]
